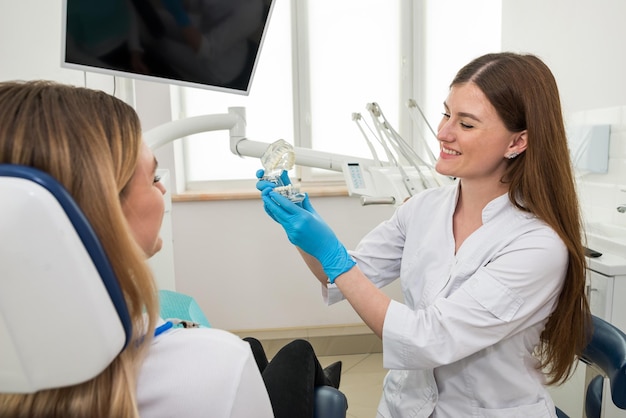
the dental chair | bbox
[0,164,131,393]
[555,315,626,418]
[0,164,348,418]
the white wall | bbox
[501,0,626,117]
[0,0,78,84]
[3,0,626,332]
[0,0,133,99]
[171,197,396,330]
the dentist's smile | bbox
[441,146,461,156]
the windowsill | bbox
[172,184,349,202]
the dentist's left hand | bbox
[259,188,356,283]
[256,169,292,221]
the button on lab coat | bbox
[325,184,567,417]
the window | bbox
[177,0,501,193]
[295,1,403,182]
[179,0,294,190]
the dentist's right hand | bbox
[259,187,356,283]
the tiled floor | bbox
[318,352,386,418]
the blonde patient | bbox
[0,80,341,418]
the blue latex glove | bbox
[256,169,293,221]
[260,189,356,283]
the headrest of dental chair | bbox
[0,164,131,393]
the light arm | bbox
[144,107,376,172]
[143,107,425,205]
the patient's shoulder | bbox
[137,327,269,418]
[148,326,252,362]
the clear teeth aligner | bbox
[261,139,295,177]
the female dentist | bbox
[256,52,591,417]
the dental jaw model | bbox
[261,139,305,203]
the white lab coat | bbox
[136,320,273,418]
[326,183,567,417]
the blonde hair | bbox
[451,53,592,385]
[0,80,159,417]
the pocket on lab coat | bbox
[464,270,523,322]
[380,369,437,418]
[476,399,555,417]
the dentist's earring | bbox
[506,152,519,160]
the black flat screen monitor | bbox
[62,0,274,95]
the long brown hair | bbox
[0,80,159,417]
[451,53,591,385]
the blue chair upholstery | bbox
[556,314,626,417]
[314,385,348,418]
[0,164,131,393]
[585,374,604,418]
[159,289,211,328]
